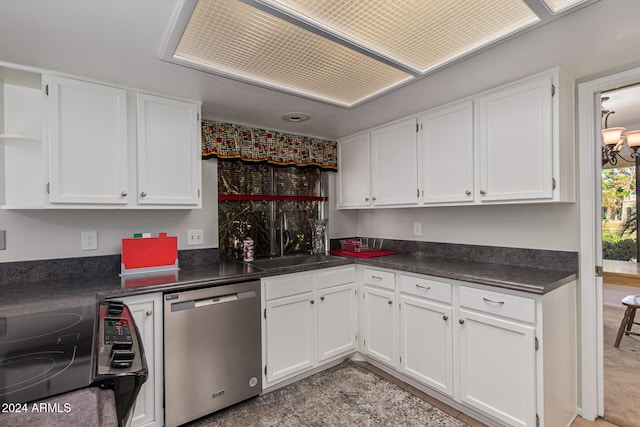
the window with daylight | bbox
[217,161,328,259]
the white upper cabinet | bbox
[337,132,371,208]
[476,72,555,202]
[337,118,418,209]
[1,66,202,209]
[136,93,201,206]
[337,68,568,209]
[46,75,129,204]
[370,118,419,206]
[419,101,474,204]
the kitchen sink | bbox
[246,254,344,270]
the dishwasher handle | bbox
[170,290,256,312]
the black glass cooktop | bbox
[0,304,96,405]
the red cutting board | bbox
[330,249,396,258]
[121,233,178,270]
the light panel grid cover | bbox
[269,0,539,72]
[175,0,411,105]
[540,0,588,13]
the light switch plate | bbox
[413,223,422,236]
[0,230,5,250]
[187,229,204,246]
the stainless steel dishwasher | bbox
[163,280,262,427]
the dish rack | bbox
[340,238,384,253]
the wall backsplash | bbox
[330,237,578,272]
[0,248,219,286]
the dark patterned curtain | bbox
[201,119,337,171]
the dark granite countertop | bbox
[0,253,576,316]
[355,253,577,294]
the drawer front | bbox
[399,274,451,304]
[362,268,395,290]
[264,273,314,300]
[318,267,356,290]
[459,286,535,323]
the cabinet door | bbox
[370,118,418,206]
[265,291,316,383]
[119,293,163,427]
[420,101,474,204]
[318,283,357,361]
[399,295,453,396]
[476,75,554,202]
[362,286,396,367]
[47,75,128,204]
[458,309,536,427]
[337,133,371,208]
[136,93,201,206]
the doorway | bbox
[578,66,640,421]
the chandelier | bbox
[602,96,640,166]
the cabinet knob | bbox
[320,296,325,301]
[140,191,147,197]
[465,190,471,196]
[146,310,152,316]
[443,315,449,321]
[372,197,377,201]
[121,191,128,197]
[480,190,486,195]
[459,319,465,325]
[388,299,393,305]
[365,197,370,202]
[310,299,315,305]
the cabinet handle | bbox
[140,191,147,197]
[310,299,315,305]
[459,319,465,325]
[415,284,431,291]
[320,296,325,301]
[443,315,449,321]
[388,299,393,305]
[146,310,152,316]
[371,275,384,280]
[121,191,128,197]
[480,190,486,195]
[465,190,471,196]
[482,297,505,305]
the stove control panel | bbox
[96,301,146,375]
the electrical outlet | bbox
[81,231,98,251]
[187,229,204,246]
[413,223,422,236]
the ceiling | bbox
[2,0,639,141]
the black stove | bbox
[0,301,147,426]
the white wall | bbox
[0,159,218,262]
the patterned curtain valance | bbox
[202,120,337,171]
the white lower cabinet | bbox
[457,307,536,427]
[362,285,396,367]
[317,282,357,362]
[399,274,453,396]
[115,293,163,427]
[265,285,316,383]
[262,267,357,388]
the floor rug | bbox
[192,361,468,426]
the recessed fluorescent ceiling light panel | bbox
[164,0,581,107]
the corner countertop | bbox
[0,253,576,316]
